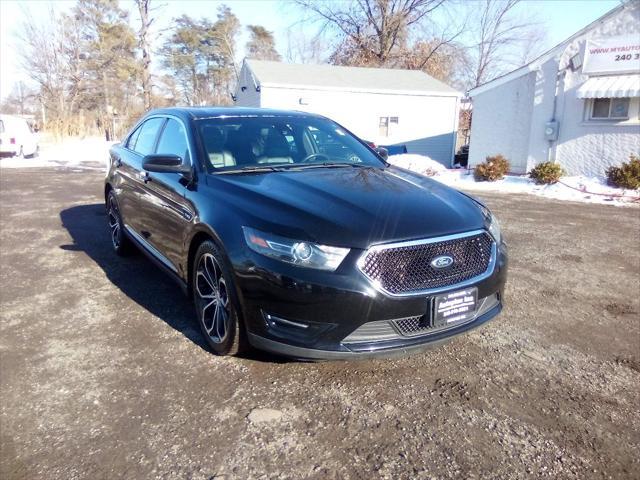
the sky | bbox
[0,0,622,100]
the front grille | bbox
[358,231,493,295]
[393,316,425,336]
[393,293,500,337]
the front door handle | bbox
[138,171,150,183]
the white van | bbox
[0,115,39,158]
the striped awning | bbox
[577,75,640,98]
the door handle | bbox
[138,171,150,183]
[113,155,122,167]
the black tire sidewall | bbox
[192,240,243,356]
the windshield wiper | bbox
[214,165,287,174]
[285,162,370,170]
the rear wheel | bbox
[192,240,244,356]
[107,191,133,256]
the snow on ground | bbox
[2,142,638,206]
[0,137,114,171]
[388,153,640,206]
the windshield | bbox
[196,115,384,172]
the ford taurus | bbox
[105,108,508,360]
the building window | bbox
[591,98,630,120]
[379,116,398,137]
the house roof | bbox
[245,59,461,97]
[468,3,627,97]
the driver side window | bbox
[156,118,189,163]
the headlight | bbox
[487,213,501,244]
[469,196,502,244]
[242,227,350,271]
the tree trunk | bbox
[137,0,153,111]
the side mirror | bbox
[375,147,389,161]
[142,154,191,175]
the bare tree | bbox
[464,0,544,89]
[134,0,156,111]
[293,0,448,66]
[285,26,328,64]
[18,6,84,137]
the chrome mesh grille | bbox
[393,316,425,336]
[359,232,493,295]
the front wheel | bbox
[192,240,245,356]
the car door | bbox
[116,116,166,240]
[137,116,194,274]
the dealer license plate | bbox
[433,288,478,327]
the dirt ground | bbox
[1,167,639,480]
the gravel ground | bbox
[1,168,639,480]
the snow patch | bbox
[0,137,115,170]
[387,153,446,176]
[391,154,639,206]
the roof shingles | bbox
[246,59,460,96]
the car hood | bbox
[207,166,485,249]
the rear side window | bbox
[126,126,142,150]
[133,117,165,155]
[156,118,189,161]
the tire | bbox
[192,240,245,356]
[106,191,133,256]
[25,146,39,159]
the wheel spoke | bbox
[203,254,218,289]
[215,303,229,340]
[219,278,229,307]
[195,270,215,299]
[202,299,217,334]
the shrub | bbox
[529,161,565,185]
[606,155,640,190]
[474,154,510,181]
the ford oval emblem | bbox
[431,255,454,269]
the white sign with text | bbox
[583,36,640,75]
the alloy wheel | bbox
[195,253,230,343]
[107,197,121,249]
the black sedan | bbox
[105,108,507,360]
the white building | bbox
[468,2,640,176]
[234,60,462,166]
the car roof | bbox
[146,107,325,121]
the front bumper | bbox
[233,240,508,360]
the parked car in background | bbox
[105,107,507,360]
[0,115,39,158]
[381,144,408,156]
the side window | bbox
[591,98,630,120]
[379,116,389,137]
[126,125,142,150]
[133,117,165,155]
[156,118,189,162]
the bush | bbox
[529,161,565,185]
[474,154,510,181]
[606,155,640,190]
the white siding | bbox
[260,86,458,166]
[469,3,640,177]
[235,64,261,108]
[469,73,535,173]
